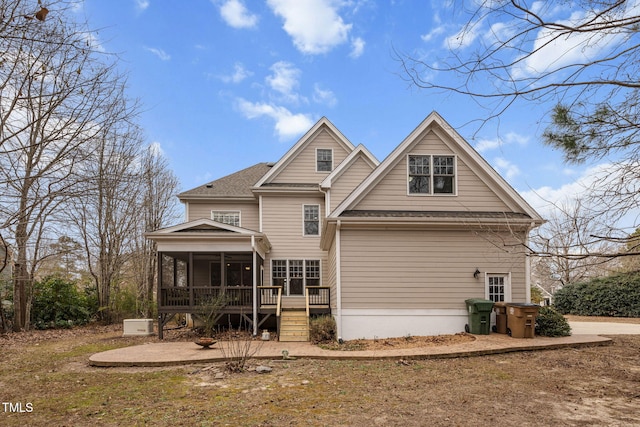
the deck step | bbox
[279,309,309,342]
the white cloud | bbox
[445,18,482,50]
[219,0,259,29]
[147,141,165,156]
[313,84,337,107]
[475,131,529,153]
[144,47,171,61]
[135,0,149,12]
[475,137,501,153]
[220,63,253,83]
[520,163,633,223]
[492,157,520,181]
[236,98,314,140]
[266,61,302,103]
[421,25,445,43]
[267,0,352,54]
[509,6,628,79]
[349,37,365,58]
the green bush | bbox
[111,286,139,321]
[554,271,640,317]
[31,276,93,329]
[309,315,337,344]
[535,306,571,337]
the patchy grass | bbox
[0,326,639,426]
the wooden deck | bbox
[157,286,331,339]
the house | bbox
[146,112,544,341]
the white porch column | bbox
[251,236,258,336]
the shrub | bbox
[309,315,336,344]
[554,271,640,317]
[31,276,93,329]
[535,306,571,337]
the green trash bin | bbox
[464,298,494,335]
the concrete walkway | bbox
[568,321,640,335]
[89,332,614,367]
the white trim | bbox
[270,258,322,296]
[302,204,321,237]
[406,153,458,196]
[339,308,468,340]
[319,144,379,189]
[316,147,333,172]
[484,272,512,302]
[211,210,241,227]
[252,236,258,336]
[259,195,263,232]
[335,220,342,340]
[329,111,544,223]
[254,117,356,187]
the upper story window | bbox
[408,155,456,195]
[212,210,240,227]
[303,205,320,236]
[316,149,333,172]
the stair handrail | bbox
[305,288,310,318]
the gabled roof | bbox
[319,144,379,189]
[330,111,543,223]
[146,218,262,236]
[179,163,272,200]
[254,117,356,187]
[145,218,272,254]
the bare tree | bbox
[130,144,180,318]
[0,1,137,330]
[398,1,640,251]
[530,198,621,292]
[67,117,144,322]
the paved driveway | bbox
[569,321,640,335]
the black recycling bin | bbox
[464,298,494,335]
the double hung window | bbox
[317,149,333,172]
[408,155,455,195]
[303,205,320,236]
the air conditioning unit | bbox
[123,319,154,336]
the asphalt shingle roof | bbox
[178,163,272,199]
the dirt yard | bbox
[0,320,639,426]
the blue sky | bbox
[78,0,618,220]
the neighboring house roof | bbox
[254,117,356,187]
[178,163,273,201]
[330,111,544,224]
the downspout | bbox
[336,220,343,341]
[251,235,258,336]
[525,222,534,303]
[259,195,263,232]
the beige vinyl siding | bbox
[261,194,328,286]
[326,236,337,309]
[339,228,527,310]
[329,157,375,213]
[187,201,260,230]
[271,128,352,184]
[354,130,511,212]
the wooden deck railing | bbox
[305,286,330,307]
[160,286,252,308]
